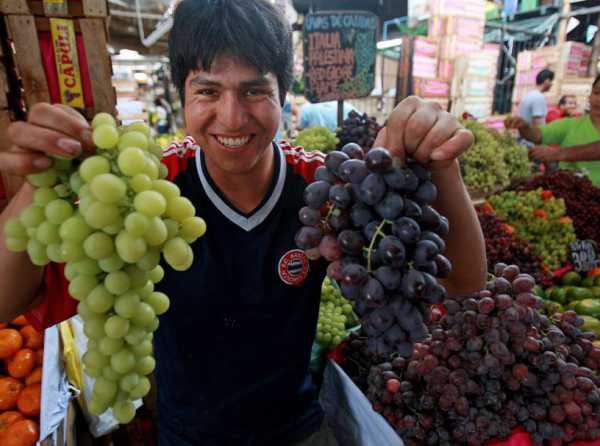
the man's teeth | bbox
[217,136,251,147]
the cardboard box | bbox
[428,15,485,39]
[440,36,483,61]
[413,77,450,98]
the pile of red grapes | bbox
[366,264,600,445]
[516,170,600,245]
[336,111,382,151]
[295,144,452,358]
[477,208,552,286]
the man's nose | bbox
[216,92,249,130]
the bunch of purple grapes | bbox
[295,143,452,358]
[366,264,600,445]
[336,111,382,151]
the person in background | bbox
[546,95,578,123]
[154,96,172,135]
[518,69,555,126]
[298,101,360,132]
[505,74,600,187]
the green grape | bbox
[164,237,193,270]
[115,231,147,263]
[83,201,120,229]
[27,239,49,266]
[148,265,164,284]
[103,216,124,235]
[77,300,94,320]
[45,199,73,225]
[91,112,116,129]
[34,187,59,206]
[90,173,127,204]
[68,274,98,301]
[4,218,27,238]
[131,302,155,328]
[129,376,151,399]
[135,356,155,376]
[118,147,147,176]
[93,377,118,403]
[131,339,153,357]
[136,249,160,271]
[152,180,180,200]
[180,216,206,242]
[105,270,131,295]
[118,131,148,151]
[123,121,151,138]
[113,293,140,320]
[80,156,111,183]
[124,212,150,237]
[102,365,123,382]
[98,255,125,273]
[125,265,148,288]
[83,232,115,260]
[59,214,92,241]
[144,291,170,315]
[74,258,102,276]
[158,163,169,179]
[124,325,146,345]
[143,157,159,180]
[111,348,135,374]
[69,172,84,194]
[113,400,136,424]
[134,190,166,217]
[46,243,64,262]
[105,315,130,339]
[27,168,57,187]
[87,285,115,314]
[163,219,179,240]
[20,205,45,228]
[129,174,153,193]
[60,240,86,262]
[6,238,28,252]
[83,348,109,370]
[93,124,119,149]
[165,196,195,222]
[54,183,70,198]
[88,396,109,416]
[99,337,124,356]
[85,367,103,379]
[136,280,154,299]
[143,217,168,246]
[119,372,140,393]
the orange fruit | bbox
[0,377,24,410]
[7,349,35,379]
[25,366,42,386]
[2,419,39,446]
[17,383,41,418]
[19,326,43,350]
[0,411,24,436]
[0,329,23,359]
[9,316,28,327]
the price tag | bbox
[569,240,599,273]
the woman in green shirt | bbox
[505,74,600,186]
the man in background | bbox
[519,69,555,126]
[298,101,360,132]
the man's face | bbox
[590,82,600,115]
[561,96,577,115]
[183,53,281,177]
[541,78,553,93]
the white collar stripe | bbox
[194,143,287,232]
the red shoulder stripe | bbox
[279,141,324,184]
[161,136,197,181]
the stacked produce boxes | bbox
[411,37,450,110]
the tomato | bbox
[7,349,36,379]
[0,329,23,359]
[19,326,43,350]
[2,419,39,446]
[17,383,41,418]
[0,376,24,410]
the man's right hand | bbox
[504,116,529,130]
[0,103,94,177]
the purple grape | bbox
[303,180,330,209]
[414,240,440,266]
[401,168,419,193]
[362,278,386,308]
[408,161,432,181]
[383,168,406,190]
[340,282,362,301]
[315,165,337,184]
[359,173,386,205]
[341,142,364,160]
[414,181,438,205]
[374,266,402,290]
[401,269,426,299]
[328,210,350,231]
[435,215,449,237]
[363,220,381,241]
[365,147,393,173]
[324,150,349,172]
[378,236,406,267]
[338,159,369,184]
[298,206,321,226]
[294,226,322,250]
[392,217,421,244]
[337,229,366,255]
[402,199,423,221]
[421,231,446,251]
[350,203,375,228]
[374,192,404,220]
[329,184,352,209]
[421,206,441,230]
[342,263,368,286]
[434,254,452,278]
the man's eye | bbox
[247,89,267,97]
[198,89,216,96]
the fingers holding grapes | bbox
[0,103,93,177]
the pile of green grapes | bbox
[488,188,577,270]
[315,278,356,349]
[3,113,206,423]
[496,130,533,182]
[293,126,339,153]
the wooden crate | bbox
[0,0,107,18]
[0,109,25,207]
[2,14,115,119]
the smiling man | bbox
[0,0,486,445]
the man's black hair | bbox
[169,0,293,107]
[536,69,555,86]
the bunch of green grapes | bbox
[496,130,533,182]
[315,278,354,349]
[3,113,206,423]
[459,120,510,194]
[293,126,339,153]
[489,189,576,270]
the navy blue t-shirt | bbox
[155,138,327,445]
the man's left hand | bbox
[530,145,563,162]
[374,96,474,171]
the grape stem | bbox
[367,219,392,273]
